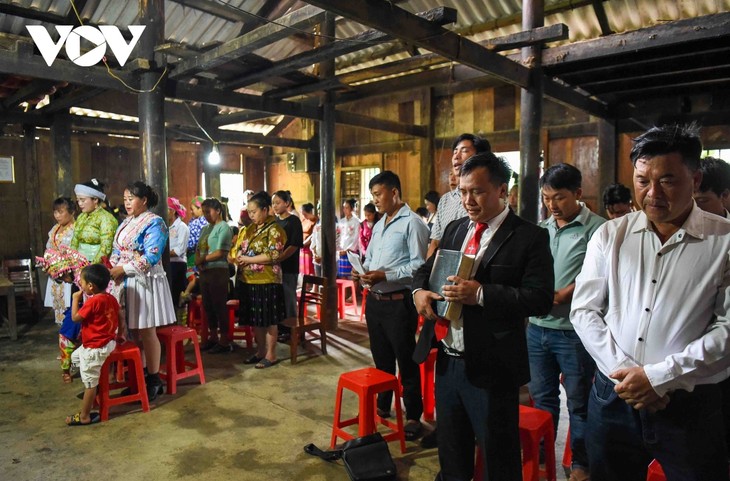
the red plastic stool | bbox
[562,430,572,474]
[156,325,206,395]
[359,287,369,322]
[226,299,254,348]
[330,367,406,454]
[187,295,209,341]
[519,405,557,481]
[336,278,358,319]
[95,341,150,421]
[646,459,665,481]
[420,348,438,422]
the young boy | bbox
[65,264,121,426]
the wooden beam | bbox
[168,0,268,24]
[337,139,419,157]
[591,0,614,36]
[0,3,67,23]
[535,12,730,69]
[170,5,326,79]
[1,79,58,110]
[39,87,107,114]
[212,110,278,127]
[266,116,297,137]
[334,110,427,137]
[304,0,529,87]
[483,24,568,51]
[225,7,456,89]
[0,42,135,92]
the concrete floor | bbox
[1,307,569,481]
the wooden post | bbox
[23,125,43,258]
[319,12,338,330]
[519,0,544,223]
[597,118,617,212]
[201,103,221,198]
[51,111,72,199]
[138,0,168,220]
[420,87,434,201]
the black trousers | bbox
[364,292,423,421]
[168,261,187,307]
[199,268,230,341]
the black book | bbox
[428,249,475,321]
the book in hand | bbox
[428,249,475,322]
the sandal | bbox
[62,372,73,384]
[254,359,277,369]
[66,412,100,426]
[244,355,263,365]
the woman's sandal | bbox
[62,372,73,384]
[254,359,277,369]
[65,412,100,426]
[244,355,263,365]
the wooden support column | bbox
[518,0,544,223]
[598,118,617,212]
[51,112,72,199]
[201,104,221,198]
[319,12,338,330]
[138,0,168,219]
[23,125,43,257]
[420,87,434,200]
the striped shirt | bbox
[430,188,467,242]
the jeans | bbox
[587,371,728,481]
[527,323,595,469]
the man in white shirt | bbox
[571,124,730,481]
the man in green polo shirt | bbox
[528,163,605,481]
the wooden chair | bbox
[281,275,327,364]
[2,258,40,317]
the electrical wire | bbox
[183,102,215,143]
[69,0,167,93]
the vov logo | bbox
[26,25,146,67]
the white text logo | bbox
[26,25,146,67]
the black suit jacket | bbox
[413,210,554,388]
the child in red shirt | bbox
[65,264,123,426]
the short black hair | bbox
[126,181,159,208]
[424,190,440,205]
[416,206,429,218]
[630,123,702,171]
[301,202,315,214]
[698,156,730,196]
[602,183,632,207]
[539,163,582,192]
[363,202,376,214]
[53,197,77,216]
[81,264,110,291]
[343,198,357,210]
[459,152,512,187]
[369,171,402,197]
[451,133,491,154]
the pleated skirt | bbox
[125,263,177,329]
[236,282,286,328]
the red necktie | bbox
[434,222,488,341]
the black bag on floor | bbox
[304,432,397,481]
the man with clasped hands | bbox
[412,152,554,481]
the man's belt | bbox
[368,291,406,301]
[441,343,465,358]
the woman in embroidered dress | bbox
[299,203,317,276]
[179,196,207,305]
[109,182,176,401]
[195,198,233,353]
[43,197,76,324]
[70,179,118,264]
[358,202,381,261]
[337,198,360,278]
[231,191,286,369]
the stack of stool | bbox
[226,299,254,348]
[187,295,209,341]
[95,341,150,421]
[330,367,406,454]
[156,325,206,395]
[336,278,358,319]
[646,460,665,481]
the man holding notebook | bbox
[413,152,554,481]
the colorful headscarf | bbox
[191,196,204,208]
[167,197,187,219]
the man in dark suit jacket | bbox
[413,152,554,481]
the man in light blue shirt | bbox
[354,170,429,440]
[528,163,605,481]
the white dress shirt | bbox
[169,217,190,263]
[444,205,510,352]
[570,205,730,396]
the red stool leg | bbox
[359,288,368,322]
[330,381,345,449]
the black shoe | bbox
[376,408,392,419]
[146,382,164,402]
[208,343,233,354]
[420,428,438,449]
[200,339,218,351]
[277,333,291,343]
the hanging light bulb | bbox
[208,142,220,165]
